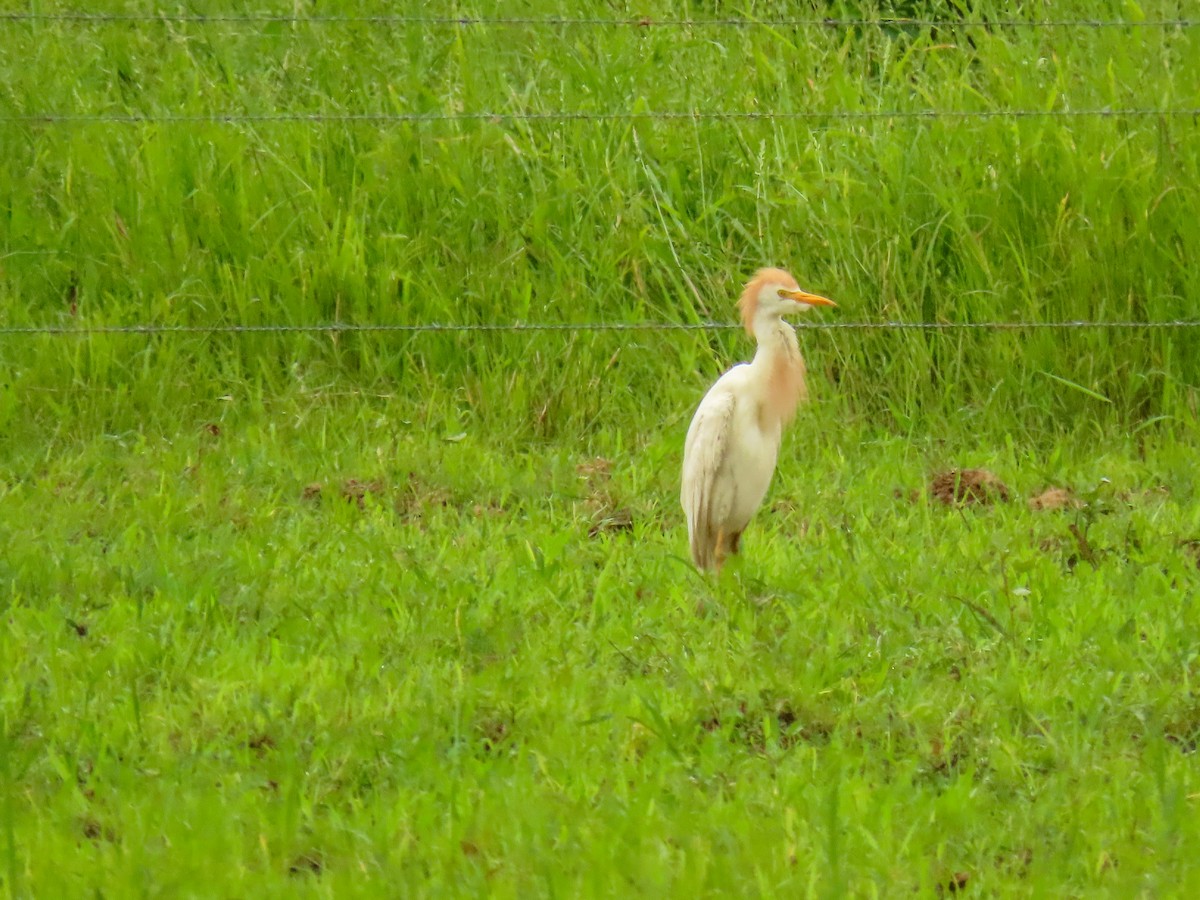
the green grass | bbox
[2,0,1200,895]
[4,408,1200,896]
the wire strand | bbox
[6,108,1198,126]
[0,13,1192,28]
[3,321,1200,337]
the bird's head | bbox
[737,267,836,336]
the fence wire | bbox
[7,108,1199,126]
[3,321,1200,337]
[0,13,1193,28]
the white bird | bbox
[681,268,836,572]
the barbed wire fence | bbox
[2,13,1197,341]
[3,321,1199,338]
[0,13,1194,27]
[6,108,1199,125]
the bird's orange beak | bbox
[783,288,836,308]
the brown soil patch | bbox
[475,716,513,754]
[341,478,385,508]
[80,817,117,843]
[939,870,971,894]
[701,699,832,751]
[289,851,324,876]
[588,506,634,537]
[1181,539,1200,570]
[397,473,452,515]
[930,469,1011,506]
[247,733,276,756]
[576,457,613,480]
[578,456,633,537]
[301,475,455,519]
[1118,486,1170,505]
[1028,487,1080,511]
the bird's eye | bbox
[776,289,788,298]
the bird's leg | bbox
[714,529,729,573]
[728,530,743,555]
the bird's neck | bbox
[750,318,808,428]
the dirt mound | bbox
[929,469,1011,506]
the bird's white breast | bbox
[688,366,783,533]
[723,392,781,529]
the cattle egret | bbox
[681,268,836,572]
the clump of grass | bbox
[2,1,1198,439]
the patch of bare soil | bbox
[1180,539,1200,570]
[300,479,385,508]
[289,851,324,876]
[396,473,452,517]
[341,478,385,508]
[301,474,457,521]
[700,698,833,751]
[930,469,1011,506]
[80,816,117,843]
[1028,487,1081,511]
[937,870,971,895]
[577,456,635,537]
[1117,485,1170,505]
[575,457,613,480]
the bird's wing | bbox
[681,388,738,570]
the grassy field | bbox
[3,1,1200,896]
